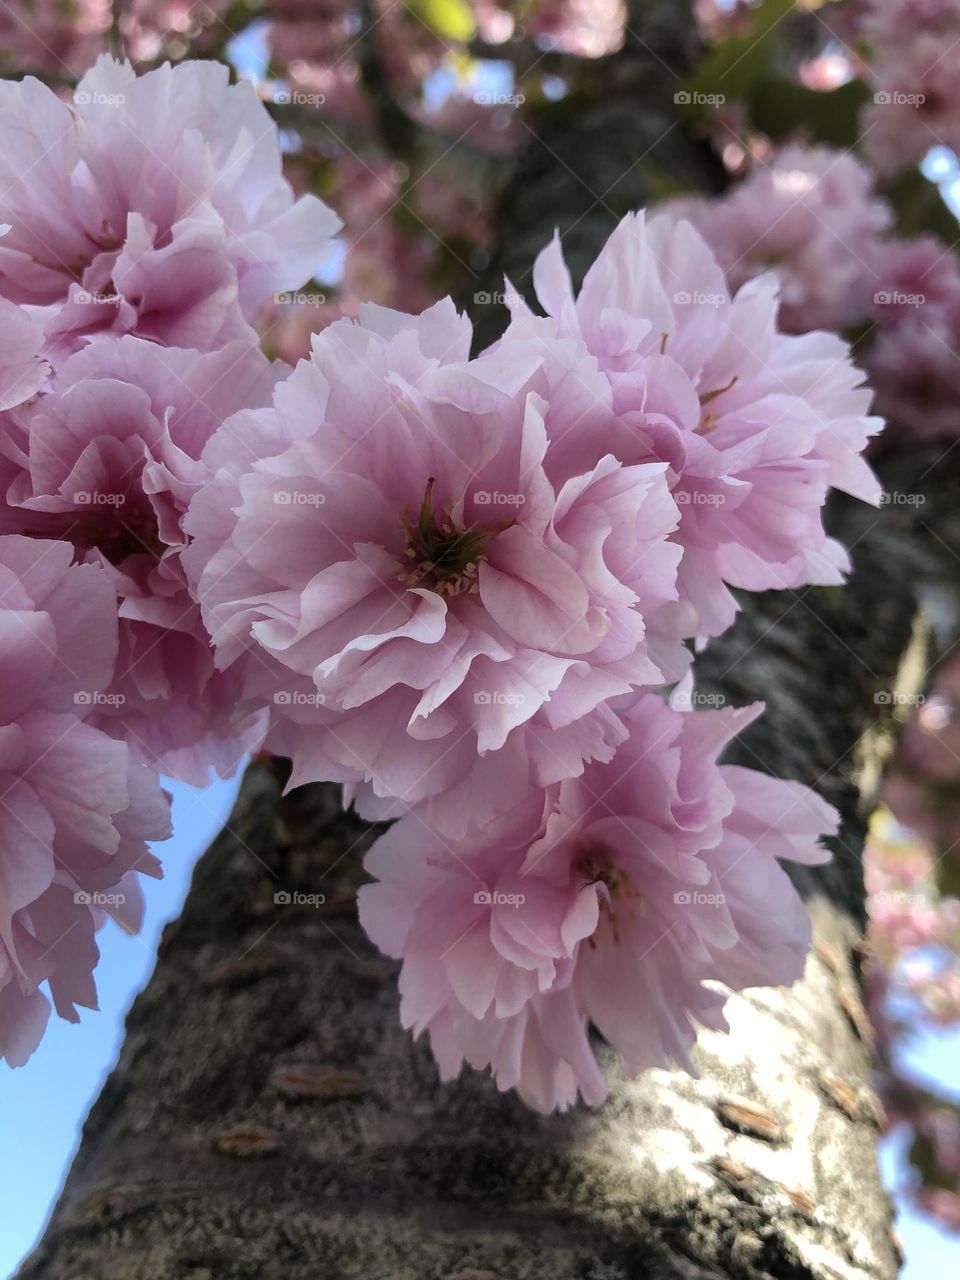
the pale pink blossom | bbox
[505,210,883,639]
[0,290,47,412]
[863,34,960,174]
[0,535,170,1067]
[1,337,280,782]
[861,0,960,43]
[0,55,341,360]
[864,239,960,445]
[186,299,684,836]
[359,693,837,1110]
[664,147,892,334]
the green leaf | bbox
[682,0,796,119]
[749,76,872,148]
[934,850,960,901]
[404,0,476,43]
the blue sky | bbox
[0,774,240,1277]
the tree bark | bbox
[19,6,960,1278]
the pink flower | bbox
[664,146,892,334]
[0,291,47,412]
[862,31,960,174]
[0,0,110,78]
[0,535,170,1067]
[504,211,883,639]
[359,693,837,1111]
[864,240,960,444]
[1,336,280,782]
[0,55,341,360]
[186,299,684,835]
[861,0,960,44]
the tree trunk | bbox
[19,6,960,1279]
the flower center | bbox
[26,501,166,568]
[577,847,636,946]
[398,477,511,599]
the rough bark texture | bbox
[18,5,960,1279]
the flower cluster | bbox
[359,695,836,1111]
[187,209,870,1104]
[0,56,866,1104]
[666,147,893,335]
[853,0,960,175]
[0,55,340,1062]
[665,143,960,449]
[0,536,170,1066]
